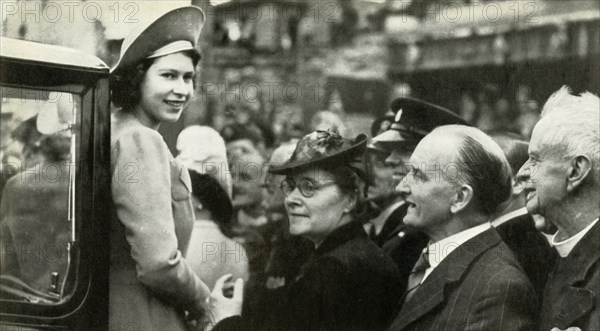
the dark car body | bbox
[0,37,110,330]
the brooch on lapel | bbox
[266,276,286,289]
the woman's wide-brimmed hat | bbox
[269,130,369,181]
[111,5,205,75]
[176,126,233,231]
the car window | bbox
[0,87,79,304]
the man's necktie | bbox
[403,247,430,304]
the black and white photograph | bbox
[0,0,599,330]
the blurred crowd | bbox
[168,84,598,330]
[199,69,546,161]
[457,83,542,138]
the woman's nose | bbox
[284,188,303,208]
[173,77,190,95]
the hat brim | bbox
[111,6,205,74]
[370,115,395,137]
[371,129,419,146]
[371,97,469,147]
[206,181,233,228]
[189,171,233,231]
[269,134,368,175]
[366,142,389,153]
[390,97,469,127]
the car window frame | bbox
[0,38,110,329]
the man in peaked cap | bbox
[366,97,468,294]
[365,109,403,243]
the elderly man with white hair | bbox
[517,86,600,331]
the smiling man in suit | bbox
[367,98,468,294]
[388,125,536,331]
[517,87,600,331]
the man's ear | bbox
[343,191,358,213]
[451,185,474,214]
[566,155,593,193]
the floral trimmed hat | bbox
[269,129,369,182]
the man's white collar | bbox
[491,207,529,227]
[421,222,491,283]
[553,218,599,258]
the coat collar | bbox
[380,203,409,242]
[542,221,600,328]
[371,200,405,239]
[390,227,502,330]
[294,221,365,282]
[315,220,366,257]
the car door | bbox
[0,37,110,330]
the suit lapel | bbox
[553,285,595,326]
[380,203,408,243]
[561,221,600,285]
[390,267,447,330]
[389,228,502,330]
[549,221,600,326]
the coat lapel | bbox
[390,269,446,330]
[549,221,600,326]
[561,221,600,285]
[380,203,408,243]
[389,228,502,330]
[553,286,595,326]
[294,221,361,282]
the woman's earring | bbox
[196,203,203,211]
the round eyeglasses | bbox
[279,178,337,198]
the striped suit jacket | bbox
[387,228,537,331]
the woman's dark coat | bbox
[214,220,402,331]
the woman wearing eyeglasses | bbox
[208,130,402,331]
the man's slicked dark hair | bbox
[434,125,512,216]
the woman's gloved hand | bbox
[206,274,244,327]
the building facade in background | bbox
[3,0,599,148]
